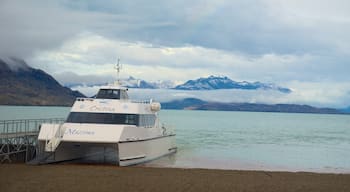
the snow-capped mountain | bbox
[174,76,292,93]
[122,76,157,89]
[122,76,176,89]
[66,75,291,93]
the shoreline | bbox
[1,164,350,192]
[142,164,350,175]
[140,153,350,175]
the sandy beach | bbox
[1,164,349,192]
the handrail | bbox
[0,118,65,124]
[0,118,65,163]
[0,118,65,135]
[75,96,154,104]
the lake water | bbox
[1,105,350,173]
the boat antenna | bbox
[114,58,122,85]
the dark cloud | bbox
[0,0,124,59]
[1,0,349,107]
[0,1,88,59]
[1,0,350,89]
[2,0,350,59]
[57,0,345,56]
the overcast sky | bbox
[1,0,350,107]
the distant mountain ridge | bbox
[122,76,176,89]
[341,106,350,113]
[67,75,292,93]
[175,76,291,93]
[1,58,348,112]
[0,57,85,106]
[162,98,346,114]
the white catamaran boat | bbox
[34,61,176,166]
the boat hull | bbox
[35,134,176,166]
[35,141,119,164]
[118,134,177,166]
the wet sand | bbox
[1,164,350,192]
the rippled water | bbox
[150,110,350,173]
[1,106,349,173]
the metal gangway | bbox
[0,118,65,163]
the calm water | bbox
[1,105,350,173]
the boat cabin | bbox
[96,88,129,100]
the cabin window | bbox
[66,112,138,125]
[96,89,120,99]
[125,114,137,125]
[138,114,156,127]
[66,112,156,127]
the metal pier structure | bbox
[0,118,64,163]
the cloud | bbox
[29,33,317,83]
[2,0,350,57]
[71,83,350,108]
[283,81,350,108]
[2,0,350,107]
[0,1,76,58]
[29,32,349,84]
[0,0,136,58]
[53,72,114,86]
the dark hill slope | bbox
[0,58,84,106]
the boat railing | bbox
[0,118,65,135]
[0,118,65,163]
[75,97,153,104]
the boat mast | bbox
[114,58,122,86]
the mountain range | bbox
[68,75,291,93]
[161,98,346,114]
[0,58,348,114]
[121,76,176,89]
[0,57,85,106]
[341,107,350,113]
[174,76,291,93]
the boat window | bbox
[96,89,120,99]
[66,112,138,125]
[138,114,156,127]
[66,112,156,127]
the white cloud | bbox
[72,84,350,108]
[283,81,350,107]
[263,0,350,54]
[30,33,315,83]
[2,0,350,107]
